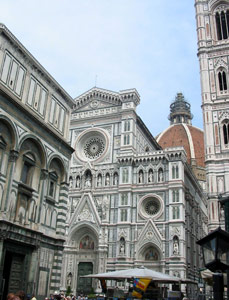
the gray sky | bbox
[0,0,202,136]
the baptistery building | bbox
[62,87,208,297]
[0,24,74,299]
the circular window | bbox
[75,128,108,162]
[144,199,160,215]
[139,194,163,219]
[84,137,105,159]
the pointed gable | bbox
[68,193,101,233]
[137,219,163,253]
[73,87,122,113]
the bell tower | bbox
[195,0,229,230]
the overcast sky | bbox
[0,0,202,136]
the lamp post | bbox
[197,227,229,300]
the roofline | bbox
[74,86,120,101]
[157,123,204,143]
[137,116,162,150]
[74,86,141,102]
[0,23,75,108]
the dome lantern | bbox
[169,93,193,125]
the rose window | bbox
[84,137,105,159]
[144,199,160,215]
[75,129,108,162]
[139,195,162,219]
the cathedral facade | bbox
[195,0,229,230]
[0,24,74,299]
[62,87,208,296]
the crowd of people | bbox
[7,291,90,300]
[7,291,37,300]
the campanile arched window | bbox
[223,123,229,144]
[218,70,228,91]
[215,10,229,40]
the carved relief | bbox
[77,203,94,223]
[218,110,229,121]
[118,228,127,238]
[170,226,181,238]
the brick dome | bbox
[156,124,205,168]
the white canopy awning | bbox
[82,267,181,283]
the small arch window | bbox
[21,153,35,186]
[124,134,130,145]
[172,165,179,179]
[121,193,128,205]
[120,208,127,222]
[223,122,229,144]
[124,120,130,132]
[218,70,228,91]
[48,171,58,198]
[172,206,180,219]
[122,168,129,183]
[172,190,179,202]
[215,10,229,40]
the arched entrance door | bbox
[77,262,93,294]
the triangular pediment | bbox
[76,99,120,113]
[68,193,101,233]
[73,87,122,113]
[137,219,163,252]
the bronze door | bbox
[77,262,93,294]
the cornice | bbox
[74,87,140,110]
[117,147,187,165]
[198,42,229,56]
[0,23,74,108]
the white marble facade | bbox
[62,87,208,294]
[195,0,229,230]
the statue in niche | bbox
[97,174,102,187]
[113,173,118,185]
[69,177,73,188]
[173,236,179,255]
[158,169,163,182]
[119,237,125,255]
[67,272,72,286]
[76,176,81,188]
[85,174,92,188]
[105,174,110,186]
[139,171,143,183]
[148,170,153,182]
